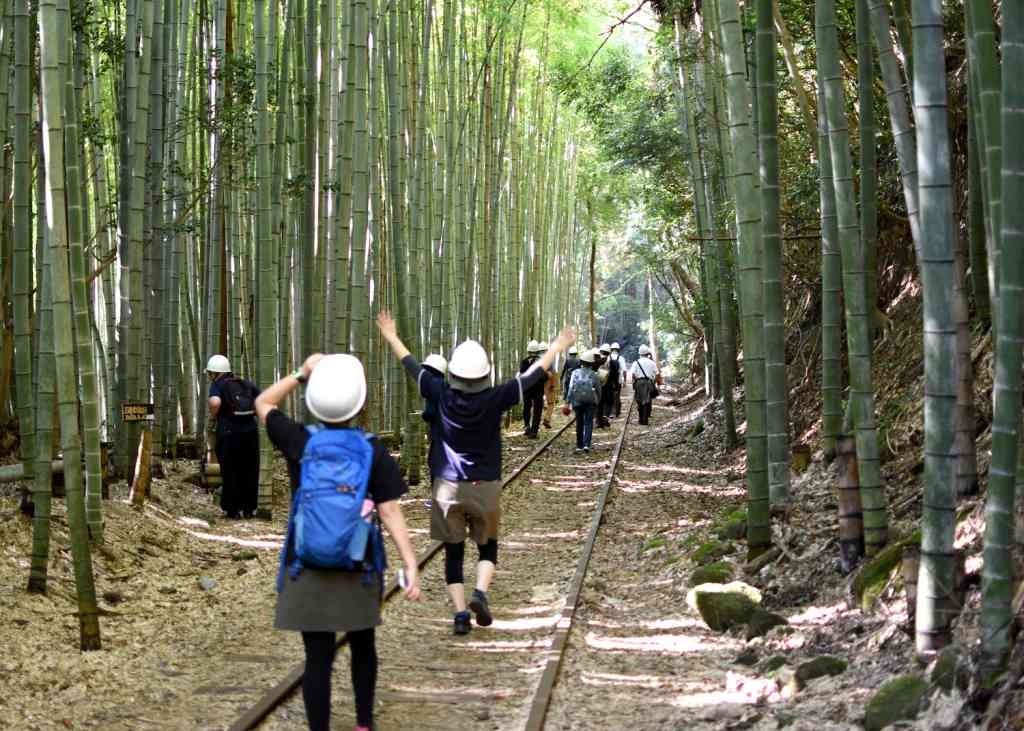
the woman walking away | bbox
[377,311,575,635]
[206,354,261,519]
[567,349,601,453]
[630,344,661,426]
[519,340,545,438]
[561,345,581,399]
[255,353,421,731]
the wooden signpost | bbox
[122,402,154,507]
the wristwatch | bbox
[292,368,307,384]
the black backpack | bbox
[222,377,256,417]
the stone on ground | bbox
[863,674,929,731]
[745,607,789,640]
[691,539,732,565]
[688,581,762,631]
[794,656,847,689]
[688,560,735,586]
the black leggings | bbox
[444,540,498,585]
[301,629,377,729]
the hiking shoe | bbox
[583,446,591,454]
[469,590,493,627]
[574,447,583,454]
[453,611,472,635]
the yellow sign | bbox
[121,402,155,422]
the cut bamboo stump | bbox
[129,429,153,507]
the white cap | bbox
[206,354,231,373]
[305,354,367,423]
[536,341,548,353]
[599,343,611,354]
[611,342,620,350]
[423,354,448,374]
[527,339,540,353]
[639,344,651,356]
[449,340,491,380]
[580,349,597,364]
[569,346,578,355]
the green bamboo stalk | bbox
[967,103,991,326]
[981,0,1022,676]
[818,85,843,460]
[717,0,770,558]
[38,0,102,648]
[817,0,888,555]
[856,0,877,333]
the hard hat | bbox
[423,354,448,374]
[527,339,540,353]
[206,354,231,373]
[535,341,548,353]
[569,346,579,355]
[449,340,491,380]
[599,343,611,354]
[305,354,367,423]
[580,349,597,364]
[611,342,621,351]
[639,344,651,356]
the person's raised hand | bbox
[376,311,398,340]
[554,326,576,352]
[302,353,325,379]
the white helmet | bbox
[599,343,611,354]
[305,354,367,424]
[639,344,651,356]
[424,354,448,374]
[449,340,491,380]
[527,339,540,354]
[579,349,597,364]
[569,346,578,355]
[206,354,231,373]
[535,341,548,353]
[611,342,621,351]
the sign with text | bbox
[121,402,155,423]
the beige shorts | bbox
[430,478,502,544]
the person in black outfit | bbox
[610,343,624,417]
[602,346,622,423]
[595,345,612,429]
[254,352,421,731]
[519,341,545,438]
[561,345,581,400]
[206,354,261,519]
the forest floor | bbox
[3,293,1024,730]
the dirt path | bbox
[263,407,631,730]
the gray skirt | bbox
[274,567,382,633]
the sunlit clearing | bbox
[184,529,281,550]
[788,601,848,625]
[488,614,560,631]
[178,516,211,528]
[464,639,550,653]
[587,617,704,631]
[581,671,702,690]
[584,632,736,654]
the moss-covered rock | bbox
[863,675,929,731]
[794,656,847,689]
[688,561,735,586]
[745,608,789,640]
[760,655,788,674]
[687,581,762,631]
[717,509,748,540]
[692,539,732,565]
[930,645,967,693]
[851,530,921,612]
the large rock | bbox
[930,645,968,693]
[794,656,847,689]
[745,608,789,640]
[688,582,762,632]
[863,674,929,731]
[688,561,735,587]
[717,509,748,540]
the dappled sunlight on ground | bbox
[586,616,705,631]
[463,639,550,653]
[183,529,281,550]
[579,671,703,690]
[787,601,849,626]
[615,478,741,497]
[583,630,738,654]
[488,613,560,631]
[619,462,723,478]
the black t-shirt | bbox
[265,409,408,504]
[520,357,545,398]
[209,376,261,435]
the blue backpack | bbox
[277,426,386,591]
[568,368,598,406]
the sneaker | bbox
[469,590,493,627]
[453,611,471,635]
[583,446,591,454]
[574,447,583,454]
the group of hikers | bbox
[201,319,661,731]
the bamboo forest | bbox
[3,0,1024,727]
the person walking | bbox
[519,340,545,438]
[254,353,421,731]
[630,344,661,426]
[376,311,575,635]
[610,342,624,418]
[422,354,448,497]
[206,354,261,519]
[566,349,601,453]
[539,342,560,429]
[595,344,612,429]
[561,345,581,399]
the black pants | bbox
[302,629,377,730]
[598,387,615,426]
[638,400,653,425]
[215,429,260,517]
[613,386,622,417]
[523,394,543,435]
